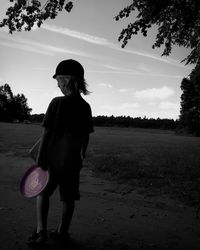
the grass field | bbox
[1,122,200,205]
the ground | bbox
[1,151,200,250]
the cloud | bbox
[88,69,140,75]
[137,64,152,73]
[104,65,122,71]
[119,88,129,93]
[0,40,53,56]
[0,32,93,58]
[97,102,179,119]
[135,86,174,100]
[159,101,180,110]
[42,24,191,69]
[144,110,179,119]
[98,82,113,88]
[144,73,183,79]
[120,103,140,109]
[100,103,140,116]
[89,68,183,78]
[115,47,188,69]
[42,24,109,46]
[104,64,138,73]
[89,63,184,78]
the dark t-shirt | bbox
[42,95,93,135]
[42,95,94,171]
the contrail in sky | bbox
[42,24,192,69]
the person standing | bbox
[28,59,94,246]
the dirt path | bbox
[0,153,200,250]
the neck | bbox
[64,92,80,97]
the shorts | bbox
[40,168,80,201]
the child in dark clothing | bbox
[28,59,94,246]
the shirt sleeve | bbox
[42,98,58,129]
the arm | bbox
[36,128,51,170]
[81,133,90,161]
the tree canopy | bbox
[0,0,73,32]
[179,63,200,135]
[0,0,199,65]
[0,83,32,122]
[115,0,200,65]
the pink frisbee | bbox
[20,165,49,198]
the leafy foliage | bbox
[0,0,73,32]
[0,83,32,122]
[180,64,200,135]
[115,0,200,65]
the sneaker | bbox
[49,230,70,242]
[27,229,48,246]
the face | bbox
[56,75,71,87]
[55,75,73,95]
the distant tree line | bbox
[29,113,178,130]
[0,84,32,122]
[29,113,45,123]
[92,115,178,130]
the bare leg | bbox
[58,200,75,234]
[36,195,49,233]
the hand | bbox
[81,151,86,161]
[40,164,49,171]
[37,157,49,171]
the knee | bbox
[63,199,75,208]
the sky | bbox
[0,0,194,119]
